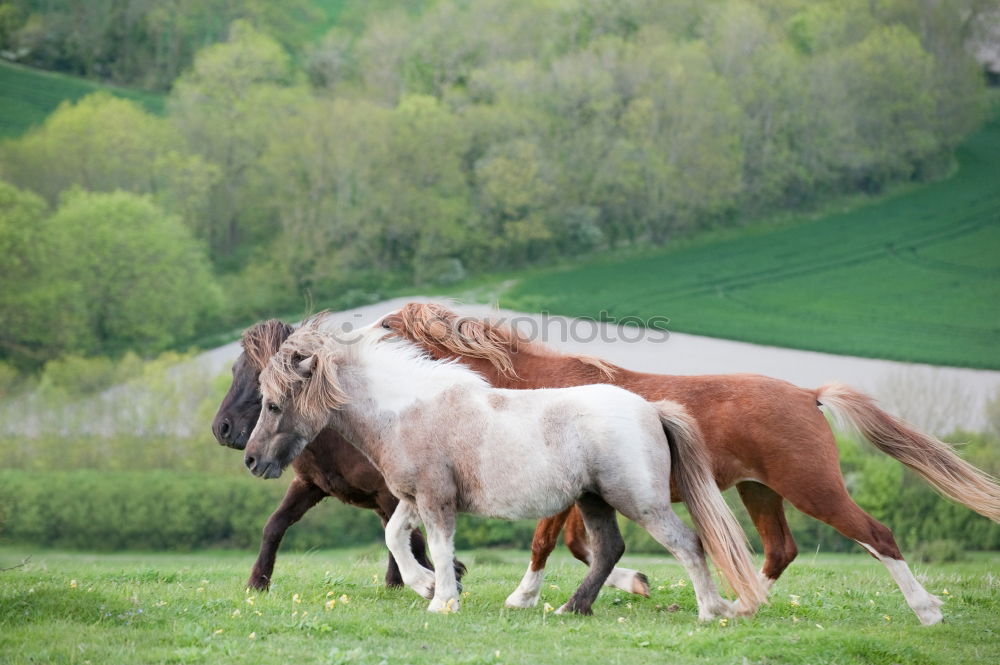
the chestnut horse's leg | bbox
[769,467,943,625]
[556,493,625,615]
[736,481,797,586]
[247,477,326,590]
[384,500,435,599]
[504,508,572,608]
[563,508,651,597]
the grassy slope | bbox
[0,61,166,138]
[503,112,1000,370]
[1,548,998,665]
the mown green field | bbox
[502,110,1000,370]
[2,548,998,665]
[0,61,165,138]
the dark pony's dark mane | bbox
[241,319,295,371]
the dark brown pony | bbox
[377,302,1000,625]
[211,319,465,590]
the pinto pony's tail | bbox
[655,401,769,614]
[817,383,1000,523]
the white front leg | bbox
[384,501,435,599]
[425,522,461,613]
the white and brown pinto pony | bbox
[243,314,768,618]
[379,302,1000,625]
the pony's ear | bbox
[303,348,347,412]
[296,354,316,377]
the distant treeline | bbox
[0,0,994,367]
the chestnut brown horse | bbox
[377,302,1000,625]
[211,320,465,590]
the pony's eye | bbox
[381,319,391,330]
[267,403,281,414]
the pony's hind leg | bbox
[736,481,797,588]
[384,501,435,599]
[636,507,736,620]
[416,496,461,613]
[562,509,650,597]
[505,508,572,608]
[556,493,625,615]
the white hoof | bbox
[604,568,650,597]
[411,574,435,600]
[698,598,738,621]
[915,594,944,626]
[504,591,540,609]
[428,596,460,613]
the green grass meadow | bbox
[2,548,998,665]
[503,110,1000,370]
[0,61,165,138]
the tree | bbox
[0,93,218,233]
[0,181,74,368]
[169,20,307,258]
[0,185,223,366]
[47,190,223,354]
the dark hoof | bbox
[385,578,405,589]
[454,559,468,581]
[633,572,650,597]
[246,577,270,592]
[559,600,593,616]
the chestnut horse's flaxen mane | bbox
[386,302,616,380]
[242,319,294,371]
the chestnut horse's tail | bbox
[656,401,769,613]
[817,383,1000,523]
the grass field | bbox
[502,110,1000,370]
[2,548,998,665]
[0,61,165,138]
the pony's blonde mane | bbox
[259,314,347,423]
[260,312,489,424]
[385,302,616,380]
[241,319,294,371]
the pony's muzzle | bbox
[244,453,282,479]
[214,417,232,444]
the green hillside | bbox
[503,108,1000,370]
[0,61,165,138]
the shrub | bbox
[913,539,967,564]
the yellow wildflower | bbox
[70,580,78,589]
[248,632,257,640]
[325,599,336,610]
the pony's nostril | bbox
[244,454,255,470]
[220,419,232,438]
